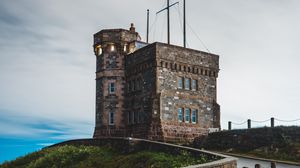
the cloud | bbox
[0,0,299,136]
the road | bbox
[237,157,300,168]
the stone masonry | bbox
[93,24,220,143]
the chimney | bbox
[129,23,135,32]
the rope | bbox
[231,121,247,125]
[186,22,211,53]
[274,118,300,122]
[252,119,270,123]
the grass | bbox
[0,145,211,168]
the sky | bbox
[1,0,300,163]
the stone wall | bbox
[48,138,237,168]
[155,42,220,142]
[93,27,140,138]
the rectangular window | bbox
[192,79,197,91]
[109,83,115,94]
[178,77,183,89]
[192,109,198,124]
[178,108,183,122]
[185,108,190,123]
[109,112,114,125]
[185,78,190,90]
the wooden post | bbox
[271,117,275,128]
[228,121,232,130]
[271,161,276,168]
[247,119,251,129]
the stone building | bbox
[93,24,220,142]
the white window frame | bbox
[109,82,115,94]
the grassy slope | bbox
[194,126,300,163]
[0,145,210,168]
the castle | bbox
[93,24,220,142]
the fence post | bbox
[228,121,232,130]
[247,119,251,129]
[271,161,276,168]
[271,117,275,128]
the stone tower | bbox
[93,24,140,137]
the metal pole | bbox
[183,0,186,48]
[146,9,149,43]
[228,121,232,130]
[271,117,274,128]
[167,0,170,44]
[248,119,251,129]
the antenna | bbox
[183,0,186,48]
[146,9,149,43]
[156,0,179,44]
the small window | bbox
[192,109,198,124]
[109,83,115,94]
[185,108,190,123]
[109,112,115,125]
[178,77,183,89]
[178,108,183,122]
[185,78,190,90]
[110,44,115,52]
[192,79,197,91]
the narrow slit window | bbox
[109,82,115,94]
[109,112,115,125]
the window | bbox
[109,83,115,94]
[178,108,183,122]
[178,77,183,89]
[110,44,115,51]
[185,108,190,123]
[192,109,198,124]
[109,112,114,125]
[192,79,197,91]
[185,78,190,90]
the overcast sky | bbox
[0,0,300,160]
